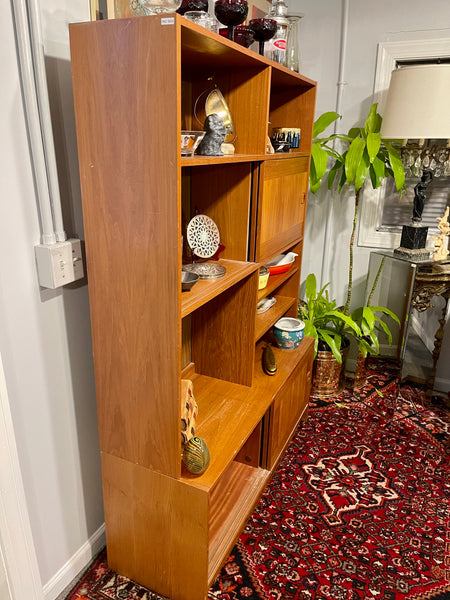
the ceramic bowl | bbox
[180,130,206,157]
[273,317,305,350]
[265,252,297,275]
[182,271,199,291]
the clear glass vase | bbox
[286,14,302,72]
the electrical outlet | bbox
[35,239,84,289]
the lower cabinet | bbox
[102,337,314,600]
[265,340,314,470]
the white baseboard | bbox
[43,524,105,600]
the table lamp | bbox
[380,64,450,260]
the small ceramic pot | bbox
[273,317,305,350]
[258,266,269,290]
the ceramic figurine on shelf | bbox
[180,380,198,445]
[433,206,450,261]
[262,344,277,376]
[196,113,226,156]
[182,436,210,475]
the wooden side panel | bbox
[70,18,181,476]
[227,68,271,155]
[265,343,313,470]
[102,453,209,600]
[255,157,308,263]
[192,273,257,386]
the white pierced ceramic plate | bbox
[186,215,220,259]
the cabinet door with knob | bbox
[254,156,309,263]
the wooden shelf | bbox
[180,17,317,90]
[181,152,310,167]
[180,373,272,490]
[208,462,270,584]
[253,336,315,393]
[181,336,315,490]
[255,295,296,341]
[181,259,259,318]
[257,266,299,301]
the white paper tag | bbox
[161,17,174,25]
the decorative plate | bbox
[182,263,226,279]
[186,215,220,259]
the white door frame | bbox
[0,351,43,600]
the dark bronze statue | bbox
[196,113,226,156]
[413,170,433,223]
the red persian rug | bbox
[62,361,450,600]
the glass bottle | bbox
[264,0,289,66]
[286,14,302,72]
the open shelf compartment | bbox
[207,459,270,584]
[181,259,258,317]
[180,371,273,489]
[255,295,296,341]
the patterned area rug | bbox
[63,361,450,600]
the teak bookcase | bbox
[70,15,316,600]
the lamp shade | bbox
[380,64,450,139]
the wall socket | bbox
[35,239,84,289]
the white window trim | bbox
[358,38,450,248]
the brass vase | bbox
[311,345,348,398]
[353,351,368,390]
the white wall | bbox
[294,0,450,390]
[0,1,104,597]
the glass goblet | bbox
[248,18,277,56]
[214,0,248,42]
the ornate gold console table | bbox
[366,251,450,395]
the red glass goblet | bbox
[248,18,277,55]
[214,0,248,41]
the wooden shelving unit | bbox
[70,14,316,600]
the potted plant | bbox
[299,273,360,396]
[303,103,404,392]
[299,273,400,395]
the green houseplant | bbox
[300,273,399,364]
[299,273,360,363]
[302,103,403,392]
[299,273,400,395]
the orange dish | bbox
[265,252,297,275]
